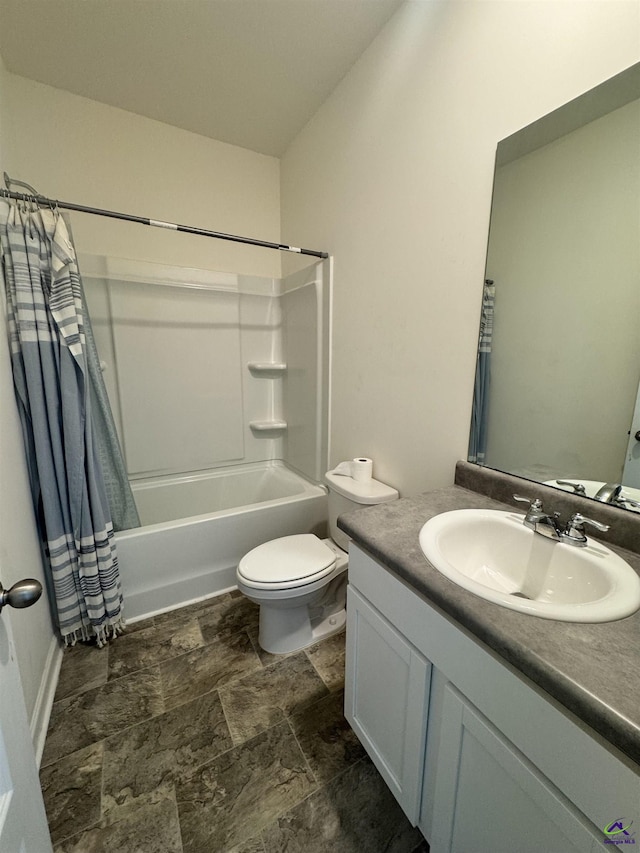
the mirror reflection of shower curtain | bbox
[468,279,495,464]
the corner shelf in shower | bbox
[250,420,288,432]
[247,362,287,373]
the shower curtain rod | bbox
[1,173,329,259]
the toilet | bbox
[236,470,399,654]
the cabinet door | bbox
[345,586,431,824]
[430,683,603,853]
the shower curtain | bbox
[468,279,495,465]
[0,199,133,645]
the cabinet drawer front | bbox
[345,586,431,824]
[432,683,603,853]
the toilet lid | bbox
[238,534,336,587]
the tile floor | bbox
[40,591,429,852]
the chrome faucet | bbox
[594,483,623,504]
[513,495,609,547]
[592,484,640,511]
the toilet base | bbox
[258,603,346,655]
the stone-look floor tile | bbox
[102,688,232,816]
[176,721,316,852]
[289,689,365,784]
[43,601,371,853]
[304,629,346,691]
[54,642,109,702]
[198,593,260,642]
[219,653,329,744]
[42,667,164,766]
[229,836,267,853]
[52,792,183,853]
[153,593,230,631]
[40,742,103,844]
[261,756,425,853]
[122,615,155,634]
[160,630,262,710]
[108,619,204,680]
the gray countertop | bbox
[338,483,640,768]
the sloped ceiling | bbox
[0,0,403,156]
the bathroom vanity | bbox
[340,464,640,852]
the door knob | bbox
[635,431,640,442]
[0,578,43,614]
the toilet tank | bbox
[324,470,399,552]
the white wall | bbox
[2,72,281,278]
[0,50,57,737]
[484,99,640,482]
[280,0,640,498]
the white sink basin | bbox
[419,509,640,622]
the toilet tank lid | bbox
[324,471,399,505]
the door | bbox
[0,602,52,852]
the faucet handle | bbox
[568,513,609,532]
[615,495,640,510]
[513,495,546,529]
[555,480,587,496]
[513,494,543,509]
[563,512,610,546]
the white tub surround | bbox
[80,253,330,487]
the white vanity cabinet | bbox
[429,675,603,852]
[345,544,640,853]
[344,585,431,823]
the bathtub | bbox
[115,461,328,621]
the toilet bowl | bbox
[236,470,398,654]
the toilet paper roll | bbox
[331,458,375,481]
[350,457,373,483]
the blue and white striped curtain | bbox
[468,279,495,465]
[1,200,125,645]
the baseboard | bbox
[124,565,238,621]
[31,634,63,767]
[127,584,236,625]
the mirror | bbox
[471,61,640,512]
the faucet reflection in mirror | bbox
[468,60,640,513]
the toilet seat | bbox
[237,534,337,590]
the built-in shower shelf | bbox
[250,420,288,432]
[247,362,287,373]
